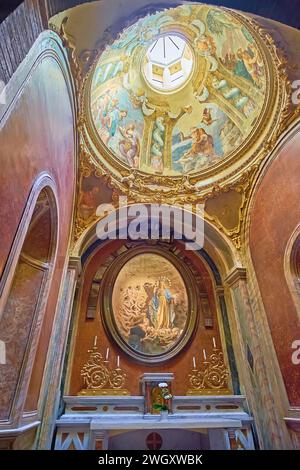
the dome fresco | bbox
[90,4,267,176]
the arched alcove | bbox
[0,185,58,423]
[285,225,300,324]
[64,205,241,397]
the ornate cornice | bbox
[224,267,247,287]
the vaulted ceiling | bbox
[2,0,300,29]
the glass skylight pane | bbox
[143,34,193,92]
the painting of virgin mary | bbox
[111,253,189,356]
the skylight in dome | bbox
[143,34,193,92]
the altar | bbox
[54,394,254,450]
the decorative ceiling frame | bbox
[74,144,258,250]
[79,9,290,190]
[53,6,300,250]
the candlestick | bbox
[94,336,97,348]
[187,349,230,396]
[79,347,129,396]
[213,337,216,349]
[105,347,109,360]
[192,356,196,369]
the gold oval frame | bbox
[100,246,199,364]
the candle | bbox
[213,337,216,349]
[192,356,196,369]
[203,349,207,361]
[105,347,109,360]
[117,355,120,368]
[94,335,97,347]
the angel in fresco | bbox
[194,34,216,57]
[144,281,159,328]
[235,44,264,87]
[118,123,140,168]
[98,103,128,145]
[201,107,217,126]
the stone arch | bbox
[0,175,58,425]
[284,223,300,324]
[68,204,241,394]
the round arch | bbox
[0,174,59,426]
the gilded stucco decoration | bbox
[54,4,300,249]
[101,246,198,364]
[76,4,293,203]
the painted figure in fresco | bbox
[178,127,214,172]
[234,49,254,82]
[95,93,112,126]
[144,281,159,328]
[222,45,264,87]
[194,35,216,56]
[107,107,128,141]
[156,278,175,330]
[207,8,236,36]
[119,123,140,168]
[202,107,217,126]
[78,186,101,220]
[110,13,173,56]
[98,103,128,145]
[236,44,264,87]
[128,317,148,352]
[143,279,176,330]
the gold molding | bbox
[55,7,300,250]
[75,142,260,247]
[100,245,199,364]
[73,8,294,205]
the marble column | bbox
[36,256,82,449]
[224,267,287,449]
[215,286,240,395]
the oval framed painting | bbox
[101,247,198,363]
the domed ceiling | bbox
[89,4,268,177]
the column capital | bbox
[68,256,82,278]
[215,286,225,296]
[224,267,247,288]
